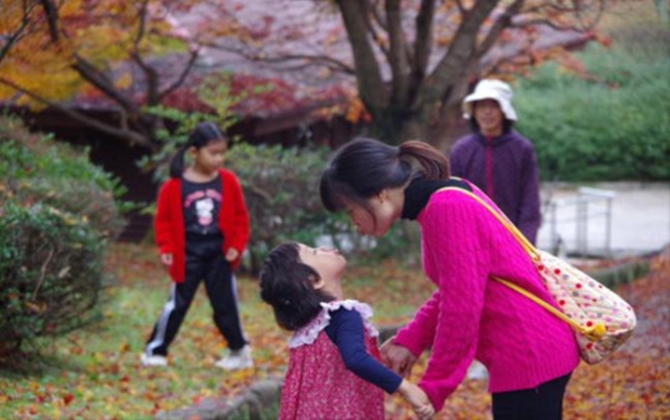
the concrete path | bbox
[536,182,670,257]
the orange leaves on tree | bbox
[0,0,196,111]
[594,33,613,47]
[115,71,133,91]
[344,96,371,124]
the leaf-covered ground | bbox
[0,243,668,419]
[387,248,670,419]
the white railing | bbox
[545,187,616,257]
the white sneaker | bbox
[215,345,253,370]
[141,353,168,367]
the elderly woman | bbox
[449,79,541,244]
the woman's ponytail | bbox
[320,136,449,212]
[398,140,450,180]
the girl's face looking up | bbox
[297,244,347,284]
[190,139,228,175]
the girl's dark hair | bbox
[169,122,227,178]
[259,242,336,331]
[320,137,449,213]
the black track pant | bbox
[492,373,572,420]
[144,238,247,356]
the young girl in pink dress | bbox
[259,242,434,420]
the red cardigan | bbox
[154,169,250,282]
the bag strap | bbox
[437,185,539,259]
[436,186,604,340]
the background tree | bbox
[0,0,205,152]
[1,0,608,152]
[196,0,606,148]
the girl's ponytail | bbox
[398,140,450,180]
[169,145,188,179]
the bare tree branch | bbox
[133,0,150,46]
[130,51,160,104]
[475,0,524,60]
[362,0,391,59]
[0,2,37,62]
[204,42,356,74]
[385,0,411,104]
[129,1,160,105]
[0,76,153,149]
[335,0,389,108]
[369,0,388,30]
[38,0,59,42]
[71,54,140,114]
[510,18,575,31]
[159,49,200,101]
[412,0,436,84]
[520,0,604,30]
[454,0,466,14]
[419,0,499,106]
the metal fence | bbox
[544,187,616,258]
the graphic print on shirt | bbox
[183,182,223,236]
[195,196,214,225]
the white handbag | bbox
[440,187,637,364]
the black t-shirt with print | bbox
[182,175,223,237]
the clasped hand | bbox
[381,336,434,419]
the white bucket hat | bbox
[462,79,517,121]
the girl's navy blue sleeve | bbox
[324,308,403,394]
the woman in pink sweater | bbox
[320,137,580,419]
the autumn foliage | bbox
[1,0,608,153]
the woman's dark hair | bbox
[259,242,336,331]
[169,122,227,178]
[320,137,450,213]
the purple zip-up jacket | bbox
[449,131,541,244]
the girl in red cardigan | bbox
[141,122,252,370]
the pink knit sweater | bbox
[393,185,579,412]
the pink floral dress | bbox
[278,300,385,420]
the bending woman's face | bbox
[344,192,397,237]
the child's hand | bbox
[398,379,435,419]
[160,253,173,267]
[225,248,239,262]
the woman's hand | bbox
[380,336,418,377]
[397,379,435,420]
[225,248,239,262]
[160,253,173,267]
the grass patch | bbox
[0,243,433,419]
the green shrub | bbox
[0,202,107,360]
[226,143,419,271]
[227,143,345,271]
[0,116,125,360]
[0,116,128,236]
[514,26,670,181]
